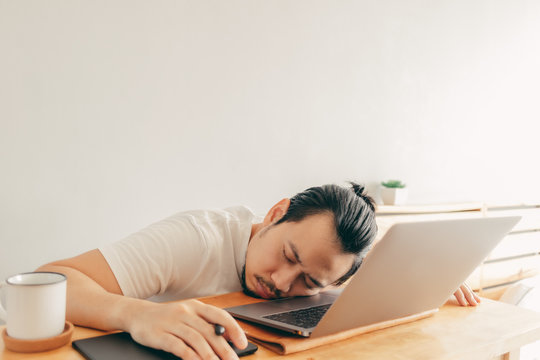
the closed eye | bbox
[282,247,295,264]
[303,276,315,290]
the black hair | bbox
[275,182,377,285]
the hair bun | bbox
[349,181,376,212]
[350,182,366,197]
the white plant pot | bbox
[381,187,408,205]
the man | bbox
[38,183,479,360]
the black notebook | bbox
[73,332,258,360]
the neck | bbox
[250,223,263,242]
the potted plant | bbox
[380,180,408,205]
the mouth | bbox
[255,277,274,299]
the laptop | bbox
[226,216,520,337]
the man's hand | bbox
[38,251,248,359]
[124,299,248,360]
[453,283,481,306]
[37,251,247,359]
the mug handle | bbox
[0,281,7,322]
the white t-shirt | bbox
[99,206,261,302]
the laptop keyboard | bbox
[262,304,332,329]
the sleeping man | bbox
[38,183,479,360]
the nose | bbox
[270,266,300,294]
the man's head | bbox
[242,182,377,299]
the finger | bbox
[179,313,238,360]
[462,283,481,304]
[463,283,481,302]
[460,284,478,306]
[156,332,201,360]
[454,288,468,306]
[168,322,220,360]
[191,301,248,349]
[471,288,482,303]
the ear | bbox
[262,198,291,226]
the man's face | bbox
[243,201,356,299]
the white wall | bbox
[1,0,540,281]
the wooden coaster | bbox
[2,321,74,353]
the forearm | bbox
[36,255,248,359]
[36,264,150,331]
[36,264,248,359]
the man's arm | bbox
[37,249,128,330]
[37,250,247,360]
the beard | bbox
[240,264,261,298]
[240,224,282,299]
[240,264,281,299]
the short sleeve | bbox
[99,213,208,299]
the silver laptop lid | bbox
[311,216,520,337]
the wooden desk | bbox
[2,298,540,360]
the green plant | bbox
[381,180,406,189]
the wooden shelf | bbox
[376,202,484,215]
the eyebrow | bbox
[288,241,324,288]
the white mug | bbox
[0,272,67,340]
